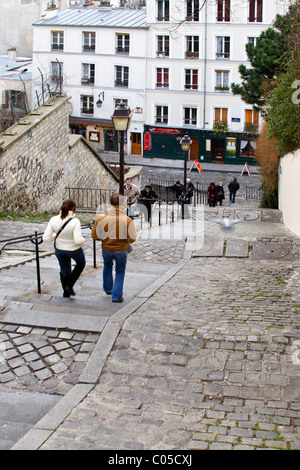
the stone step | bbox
[0,308,108,333]
[192,237,250,258]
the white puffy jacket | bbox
[43,211,85,251]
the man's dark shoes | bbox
[112,297,124,303]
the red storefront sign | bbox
[148,127,181,135]
[144,132,151,150]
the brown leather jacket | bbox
[91,205,136,252]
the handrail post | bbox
[34,231,42,294]
[93,238,97,268]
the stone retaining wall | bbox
[0,96,119,213]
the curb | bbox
[10,250,192,450]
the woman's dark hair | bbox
[60,199,76,219]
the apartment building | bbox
[32,7,147,154]
[32,0,289,163]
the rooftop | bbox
[34,7,148,29]
[0,55,32,81]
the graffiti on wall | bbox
[0,155,65,203]
[0,163,7,197]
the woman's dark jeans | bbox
[55,247,86,290]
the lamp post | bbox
[96,91,105,108]
[180,134,192,219]
[111,102,132,194]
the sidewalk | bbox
[1,198,300,450]
[99,151,260,174]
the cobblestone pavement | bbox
[36,254,300,451]
[0,325,99,395]
[1,163,300,451]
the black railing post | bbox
[33,231,42,294]
[93,239,97,268]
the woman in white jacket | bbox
[43,199,86,297]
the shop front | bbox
[69,116,116,152]
[143,125,258,165]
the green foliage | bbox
[266,64,300,155]
[231,28,287,110]
[259,181,278,209]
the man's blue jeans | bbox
[102,249,128,301]
[230,192,236,203]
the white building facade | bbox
[32,0,290,163]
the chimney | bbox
[7,47,17,59]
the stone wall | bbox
[278,148,300,237]
[0,96,119,213]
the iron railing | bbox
[65,187,115,211]
[246,186,261,200]
[148,179,208,206]
[0,223,95,295]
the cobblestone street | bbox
[1,161,300,451]
[38,256,300,451]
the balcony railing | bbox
[156,51,169,58]
[81,108,94,114]
[116,47,129,55]
[82,45,95,53]
[114,80,128,88]
[51,44,63,51]
[81,78,95,85]
[185,51,199,58]
[244,123,259,133]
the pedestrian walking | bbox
[91,193,137,303]
[186,179,195,204]
[139,184,158,222]
[168,180,184,203]
[124,178,140,220]
[43,199,86,297]
[216,181,225,206]
[228,177,240,203]
[207,182,218,207]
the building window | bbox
[215,70,229,91]
[51,61,63,82]
[156,68,169,88]
[214,107,228,123]
[155,105,168,124]
[185,36,199,58]
[115,66,129,87]
[240,139,256,157]
[116,33,130,54]
[248,0,263,22]
[184,107,197,126]
[81,95,94,114]
[184,69,198,90]
[157,35,169,57]
[216,36,230,59]
[244,109,259,132]
[81,63,95,85]
[217,0,230,22]
[247,36,257,47]
[114,98,128,108]
[51,31,64,51]
[9,90,23,107]
[187,0,200,21]
[157,0,169,22]
[82,32,95,52]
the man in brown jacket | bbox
[91,193,137,303]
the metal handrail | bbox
[0,231,44,293]
[0,223,96,294]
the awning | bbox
[69,116,114,128]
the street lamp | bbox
[180,134,192,219]
[111,102,133,194]
[96,91,105,108]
